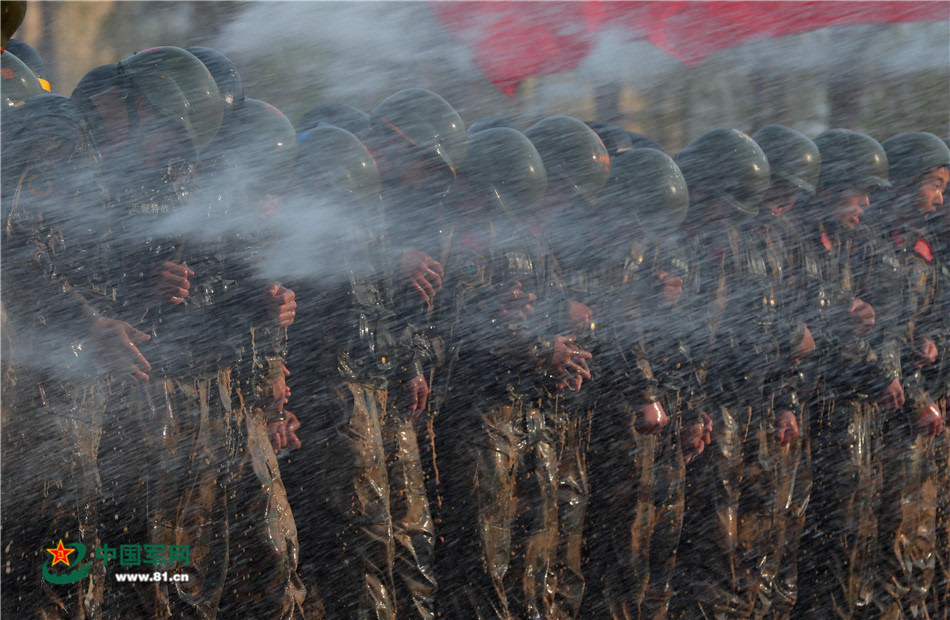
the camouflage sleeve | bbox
[1,198,100,341]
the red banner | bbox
[431,1,950,97]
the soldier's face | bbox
[656,269,684,306]
[761,180,798,217]
[915,166,948,220]
[832,187,869,229]
[134,97,193,173]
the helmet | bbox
[882,132,950,185]
[69,64,117,146]
[1,1,26,49]
[675,127,770,216]
[467,115,521,135]
[525,115,610,204]
[2,50,43,108]
[117,46,223,154]
[296,125,380,210]
[586,121,633,159]
[2,93,97,202]
[814,129,890,191]
[627,131,666,153]
[599,148,689,238]
[4,39,49,91]
[296,102,370,137]
[184,46,244,114]
[461,127,547,221]
[753,125,821,195]
[228,98,297,195]
[370,88,467,175]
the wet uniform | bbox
[0,97,108,619]
[429,203,572,620]
[794,216,902,619]
[584,234,701,620]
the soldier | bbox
[352,87,473,618]
[933,137,950,617]
[278,124,395,618]
[872,132,948,617]
[750,124,822,618]
[669,128,806,619]
[522,115,608,617]
[428,126,595,619]
[194,96,306,619]
[1,92,153,619]
[72,47,303,618]
[794,129,905,619]
[583,148,709,620]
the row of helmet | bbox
[5,35,948,234]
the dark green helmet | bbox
[467,115,521,135]
[882,132,950,185]
[184,46,244,115]
[586,121,633,159]
[117,46,223,154]
[753,124,821,195]
[297,102,370,137]
[2,50,43,108]
[675,127,770,216]
[1,1,26,49]
[4,39,49,91]
[296,125,381,210]
[525,115,610,204]
[229,98,297,195]
[461,127,547,221]
[814,129,890,191]
[599,148,689,238]
[370,88,467,175]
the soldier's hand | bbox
[406,373,429,421]
[265,284,297,327]
[914,337,938,368]
[551,334,592,391]
[877,379,905,412]
[681,411,713,464]
[568,301,594,335]
[634,401,669,435]
[88,317,152,383]
[847,298,875,336]
[268,411,302,454]
[263,364,291,418]
[914,402,944,437]
[791,323,815,365]
[150,261,194,304]
[773,409,799,445]
[497,281,537,322]
[401,249,443,303]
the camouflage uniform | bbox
[282,125,434,620]
[672,216,803,619]
[794,217,902,619]
[0,95,108,620]
[583,235,700,620]
[430,209,571,620]
[874,218,943,618]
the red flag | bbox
[432,1,949,97]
